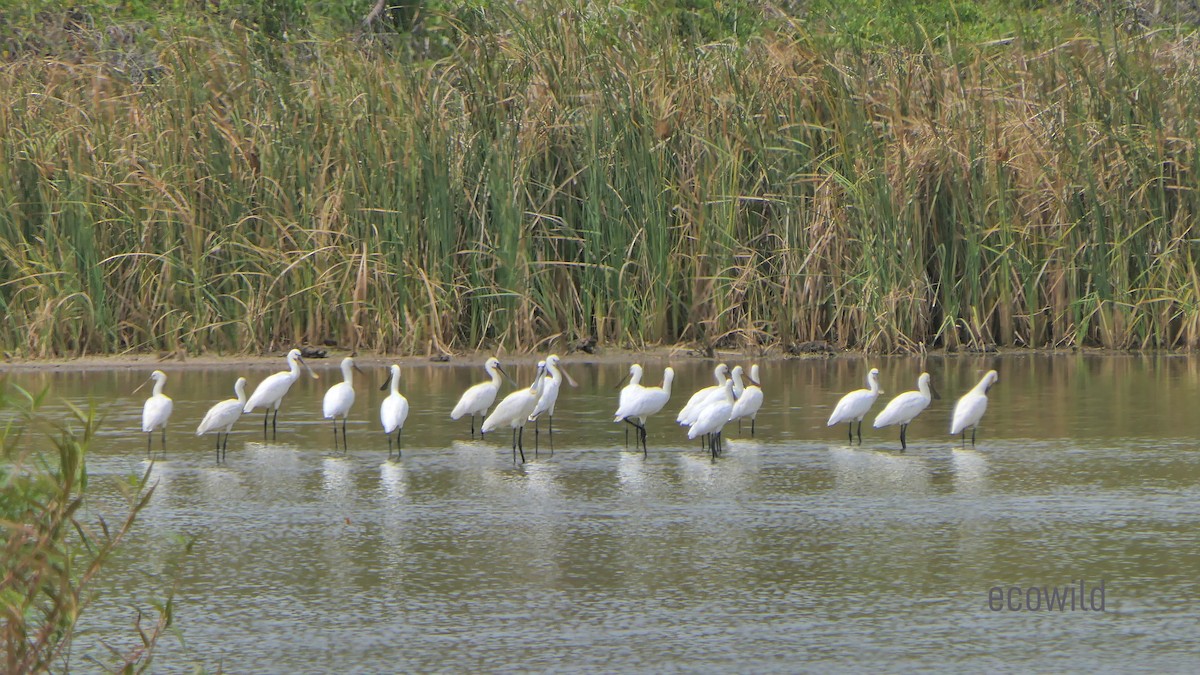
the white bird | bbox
[482,362,547,463]
[731,365,747,399]
[614,366,674,456]
[380,364,410,458]
[950,370,999,446]
[137,370,173,456]
[676,363,730,426]
[729,364,763,436]
[827,367,883,444]
[528,354,576,454]
[688,379,736,459]
[323,357,363,451]
[243,348,318,439]
[451,357,510,438]
[873,372,939,450]
[614,364,646,448]
[196,376,248,461]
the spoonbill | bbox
[243,348,318,439]
[729,364,763,436]
[872,372,939,450]
[451,357,510,438]
[196,376,248,462]
[827,367,882,444]
[950,370,999,446]
[676,363,729,426]
[323,357,363,451]
[688,379,736,459]
[482,362,547,463]
[137,370,173,456]
[380,364,410,458]
[528,354,576,454]
[613,364,646,447]
[614,366,674,456]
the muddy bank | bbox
[0,344,1136,373]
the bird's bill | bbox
[379,368,392,391]
[353,362,366,376]
[300,356,319,379]
[560,365,578,388]
[497,364,517,386]
[613,371,631,390]
[131,377,152,394]
[930,382,942,400]
[527,363,546,392]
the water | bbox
[5,354,1200,672]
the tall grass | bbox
[2,3,1200,356]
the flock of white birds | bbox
[136,350,999,463]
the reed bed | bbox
[1,4,1199,356]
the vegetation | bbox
[1,1,1200,355]
[0,385,170,671]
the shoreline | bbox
[0,345,1189,373]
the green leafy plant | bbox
[1,384,170,673]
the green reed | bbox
[1,3,1200,356]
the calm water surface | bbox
[5,354,1200,672]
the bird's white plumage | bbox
[323,357,359,420]
[381,364,410,435]
[687,380,736,440]
[451,357,505,420]
[827,368,882,426]
[731,366,746,399]
[197,377,248,436]
[729,367,763,424]
[950,370,998,435]
[529,354,567,422]
[141,370,173,433]
[614,367,674,424]
[482,362,546,434]
[677,363,729,425]
[244,348,314,413]
[615,364,646,414]
[873,372,934,428]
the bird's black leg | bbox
[397,428,403,457]
[511,427,518,463]
[899,424,907,451]
[639,423,648,458]
[147,432,152,457]
[161,428,167,455]
[388,432,394,459]
[548,416,554,456]
[341,418,349,452]
[470,414,476,438]
[517,426,526,464]
[971,427,976,447]
[222,432,230,461]
[856,421,863,445]
[272,408,279,439]
[751,418,755,437]
[263,409,269,438]
[848,423,854,443]
[533,419,540,457]
[332,420,339,451]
